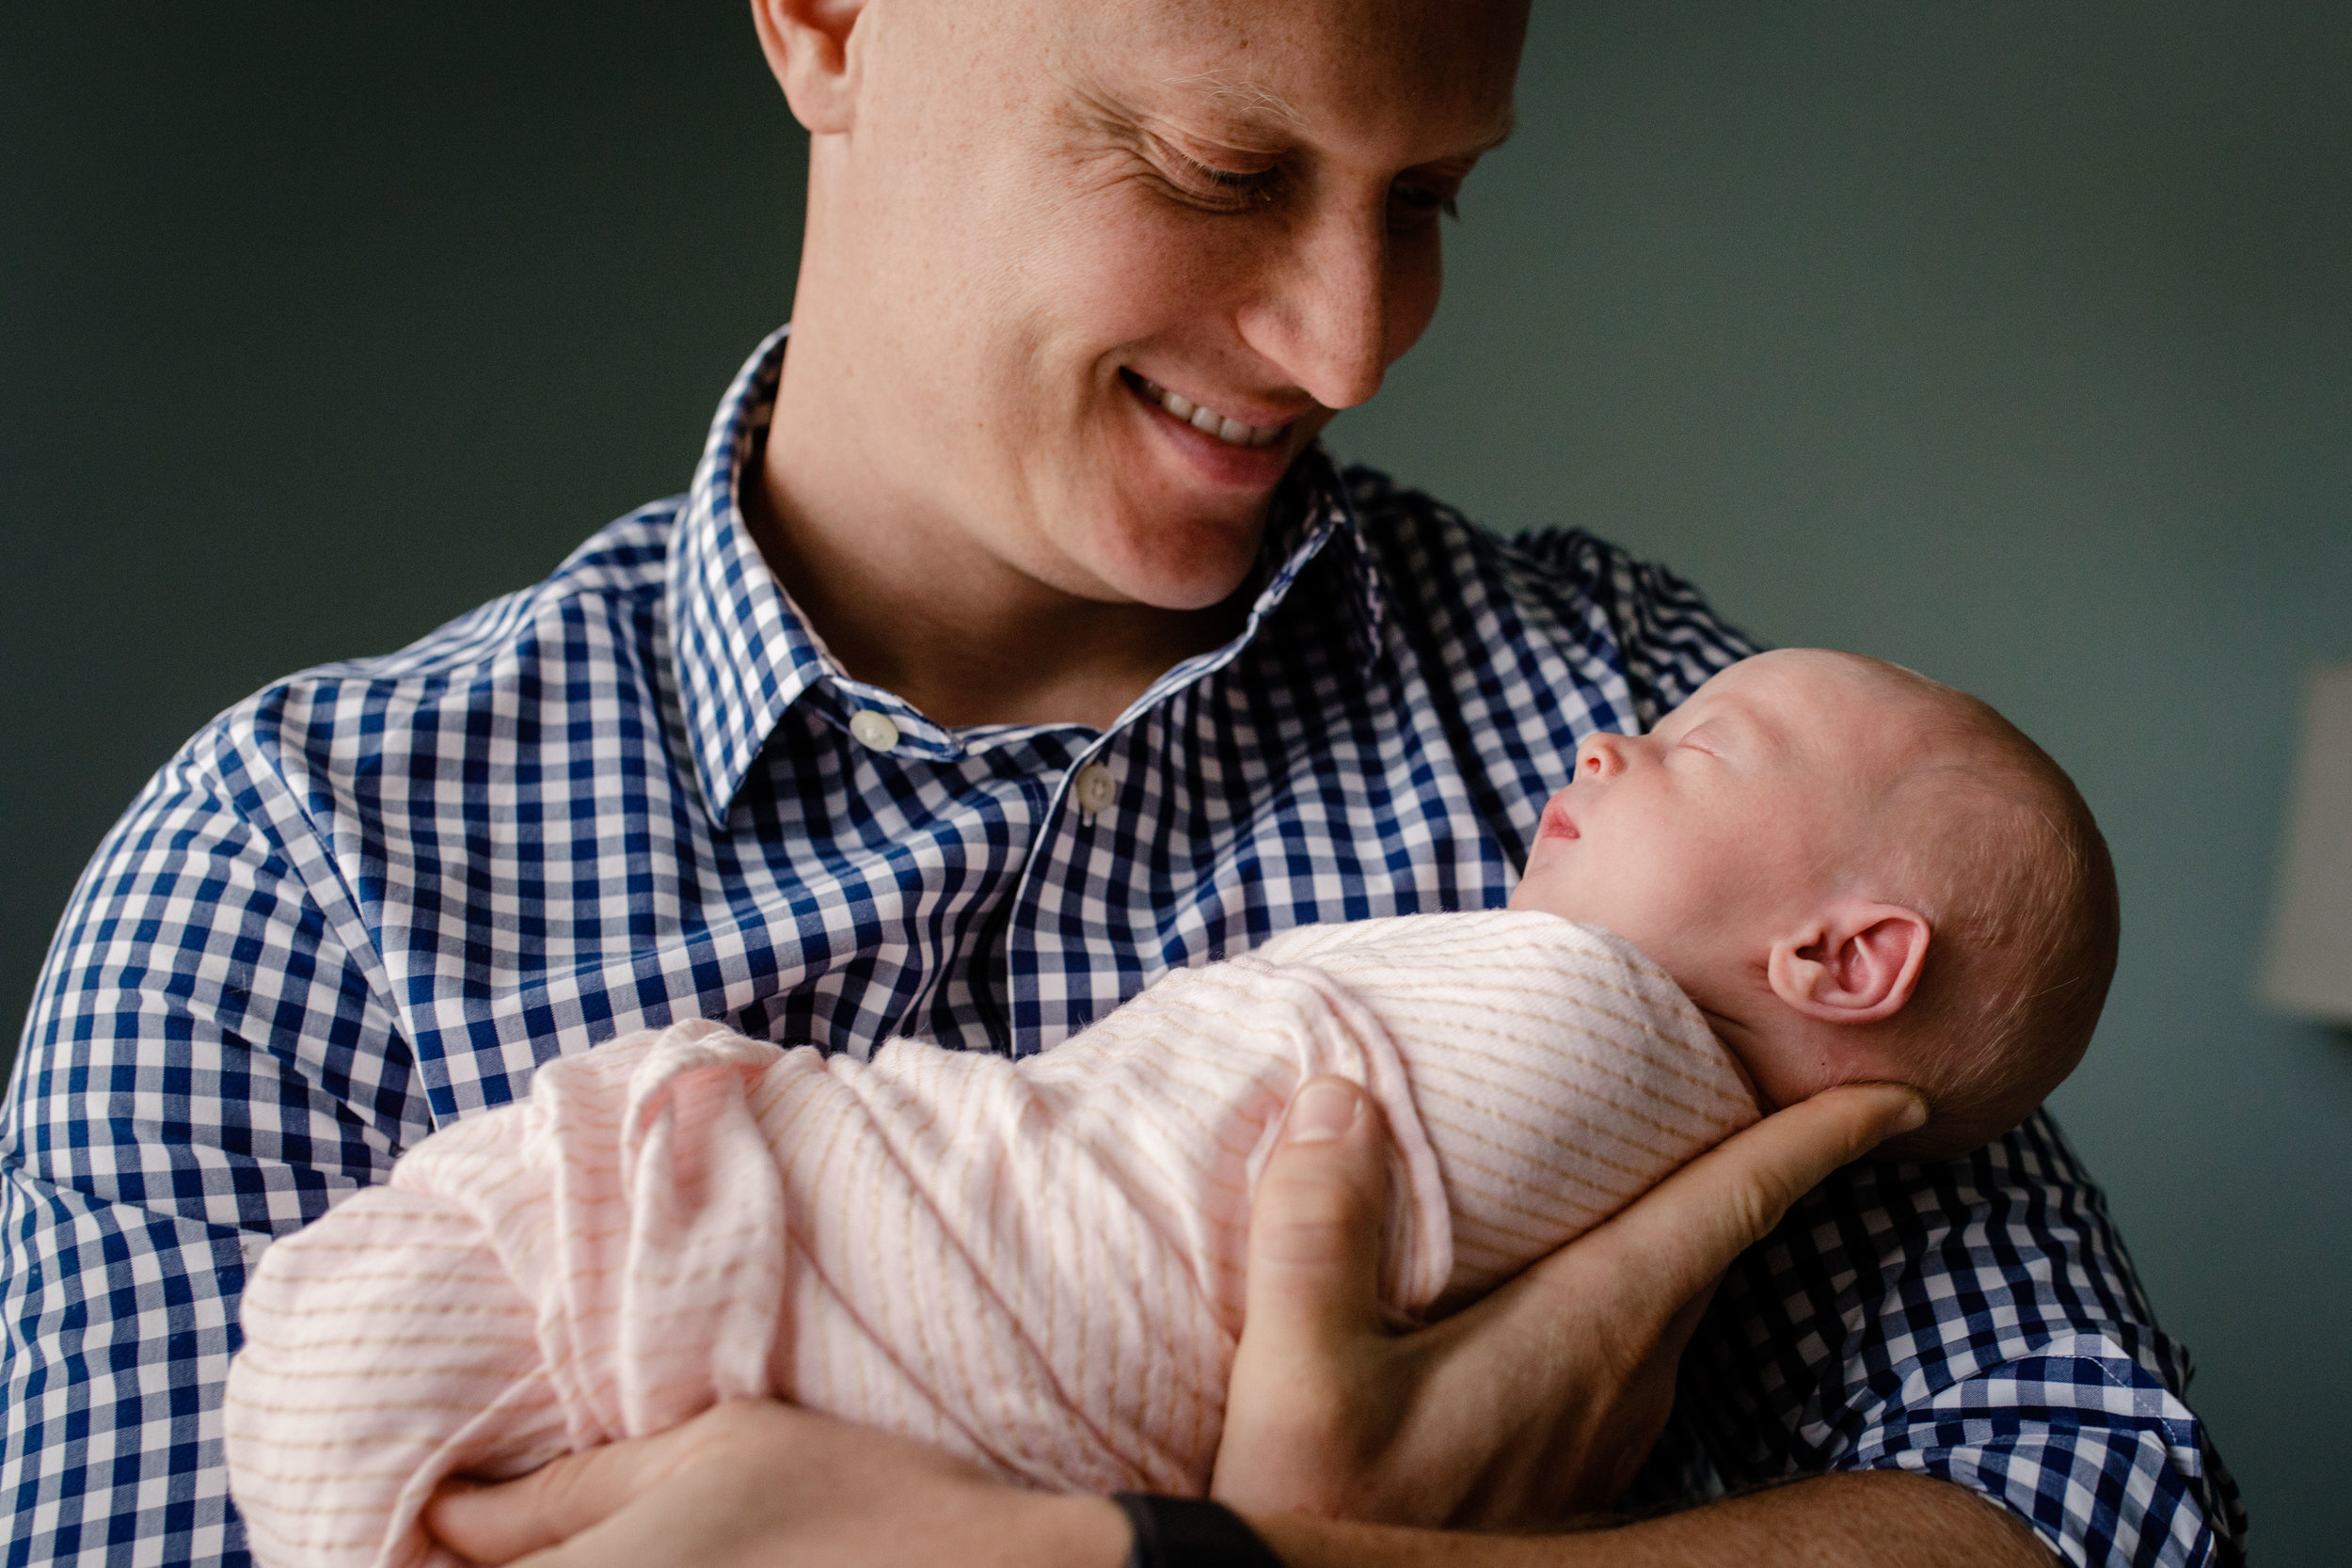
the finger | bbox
[1550,1082,1926,1312]
[424,1423,702,1565]
[1242,1076,1394,1356]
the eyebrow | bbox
[1157,70,1308,133]
[1152,71,1518,161]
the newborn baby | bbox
[223,650,2117,1568]
[1516,647,2117,1162]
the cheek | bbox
[1519,833,1672,938]
[1599,814,1710,918]
[1509,849,1579,916]
[1021,188,1266,359]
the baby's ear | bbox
[1766,902,1930,1025]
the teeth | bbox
[1133,374,1285,449]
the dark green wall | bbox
[1,3,803,1052]
[6,5,2347,1561]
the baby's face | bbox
[1509,651,1925,1108]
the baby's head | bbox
[1510,649,2117,1161]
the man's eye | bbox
[1391,179,1462,225]
[1164,148,1281,210]
[1192,159,1263,189]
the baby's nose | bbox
[1577,733,1629,779]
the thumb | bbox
[1571,1081,1928,1312]
[1242,1076,1394,1357]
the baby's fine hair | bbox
[1846,658,2120,1158]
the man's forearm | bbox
[1249,1473,2056,1568]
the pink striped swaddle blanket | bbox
[225,911,1757,1568]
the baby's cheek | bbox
[1503,855,1584,922]
[1540,847,1655,924]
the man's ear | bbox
[751,0,867,135]
[1765,902,1931,1025]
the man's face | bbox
[808,0,1528,610]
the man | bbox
[0,2,2239,1565]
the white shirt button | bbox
[848,710,900,752]
[1073,763,1117,815]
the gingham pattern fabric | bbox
[2,328,2243,1567]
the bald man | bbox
[1,3,2237,1566]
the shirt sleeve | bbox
[1645,1113,2245,1567]
[1,708,427,1568]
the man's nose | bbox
[1576,734,1629,780]
[1237,203,1391,412]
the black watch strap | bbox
[1112,1493,1286,1568]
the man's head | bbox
[1509,649,2119,1161]
[753,0,1528,615]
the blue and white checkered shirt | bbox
[3,329,2243,1566]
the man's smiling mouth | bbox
[1124,371,1288,448]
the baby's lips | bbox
[1535,793,1580,843]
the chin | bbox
[1083,503,1271,610]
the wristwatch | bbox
[1112,1493,1287,1568]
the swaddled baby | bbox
[224,650,2118,1568]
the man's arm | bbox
[1655,1108,2244,1566]
[421,1006,2237,1568]
[429,1081,2031,1567]
[1255,1473,2052,1567]
[422,1401,2049,1568]
[2,721,423,1568]
[1214,1079,2050,1563]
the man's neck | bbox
[741,437,1248,735]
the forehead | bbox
[1049,0,1525,151]
[1683,653,1927,766]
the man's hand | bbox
[423,1400,1127,1568]
[1211,1076,1927,1528]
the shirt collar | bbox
[664,325,829,830]
[666,327,1389,828]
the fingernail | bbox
[1285,1078,1360,1144]
[1893,1094,1928,1133]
